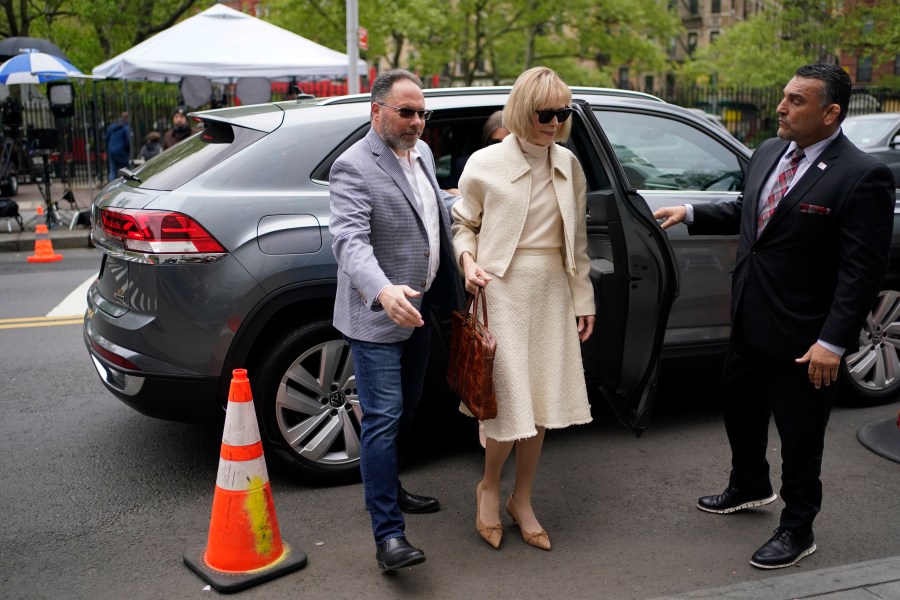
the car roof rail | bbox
[318,85,664,106]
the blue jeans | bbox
[108,153,129,181]
[347,318,431,545]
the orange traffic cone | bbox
[184,369,306,592]
[27,207,63,263]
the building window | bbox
[644,75,654,93]
[895,54,900,76]
[689,0,698,16]
[710,31,719,44]
[618,67,630,89]
[712,0,721,13]
[857,56,872,82]
[687,32,698,55]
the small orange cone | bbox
[184,369,306,592]
[27,207,63,263]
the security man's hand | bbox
[795,343,841,389]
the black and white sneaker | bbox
[697,486,777,514]
[750,527,816,569]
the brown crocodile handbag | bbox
[447,286,497,420]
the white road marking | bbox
[47,274,97,317]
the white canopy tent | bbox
[92,4,367,104]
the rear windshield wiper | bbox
[119,168,142,184]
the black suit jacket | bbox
[690,133,895,360]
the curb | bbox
[648,555,900,600]
[1,184,97,253]
[0,229,93,253]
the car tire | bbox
[1,174,18,197]
[252,317,362,485]
[839,289,900,406]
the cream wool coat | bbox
[451,134,594,316]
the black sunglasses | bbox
[535,107,574,124]
[378,102,433,121]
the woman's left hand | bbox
[576,315,595,342]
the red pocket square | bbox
[800,203,831,215]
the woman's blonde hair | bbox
[504,66,573,144]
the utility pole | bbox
[346,0,359,94]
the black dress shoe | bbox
[750,527,816,569]
[398,486,440,514]
[375,536,426,571]
[697,485,777,514]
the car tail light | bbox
[99,208,226,255]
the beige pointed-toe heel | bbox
[505,494,551,551]
[476,482,503,549]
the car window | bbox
[130,122,267,191]
[312,107,505,188]
[843,116,898,145]
[593,109,743,192]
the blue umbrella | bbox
[0,49,83,85]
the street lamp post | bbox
[346,0,359,94]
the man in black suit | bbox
[654,63,895,569]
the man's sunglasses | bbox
[535,107,574,124]
[378,102,433,121]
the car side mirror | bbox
[890,134,900,149]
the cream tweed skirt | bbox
[461,248,593,442]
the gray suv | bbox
[84,88,900,484]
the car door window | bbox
[593,110,743,192]
[311,108,504,189]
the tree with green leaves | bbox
[267,0,680,87]
[679,1,900,89]
[0,0,202,73]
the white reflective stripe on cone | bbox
[216,455,270,491]
[221,399,262,447]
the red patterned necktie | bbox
[757,147,805,237]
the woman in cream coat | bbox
[452,67,595,551]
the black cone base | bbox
[183,542,307,593]
[857,417,900,465]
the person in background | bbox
[444,110,511,196]
[162,106,197,149]
[653,63,895,569]
[137,131,162,163]
[105,112,130,181]
[480,110,510,148]
[329,69,464,572]
[452,66,595,552]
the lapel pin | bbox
[817,162,827,170]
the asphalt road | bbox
[1,248,899,600]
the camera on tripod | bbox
[0,96,24,139]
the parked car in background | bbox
[83,88,900,485]
[685,107,733,138]
[843,112,900,184]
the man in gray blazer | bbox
[329,69,464,571]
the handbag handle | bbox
[465,285,489,329]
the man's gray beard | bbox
[378,123,419,152]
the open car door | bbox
[567,99,680,435]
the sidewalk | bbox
[651,555,900,599]
[0,182,97,253]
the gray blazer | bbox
[330,128,464,343]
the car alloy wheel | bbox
[254,319,362,483]
[840,289,900,405]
